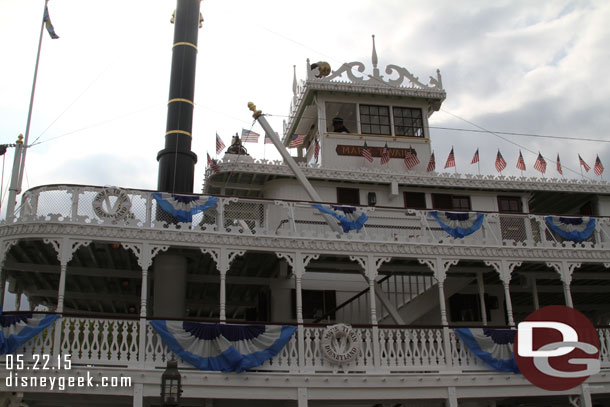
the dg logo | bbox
[514,305,600,391]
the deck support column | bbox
[277,252,318,371]
[486,260,521,327]
[580,383,593,407]
[351,255,391,368]
[123,243,168,366]
[45,238,91,356]
[547,261,580,308]
[476,272,488,326]
[0,240,16,311]
[530,276,540,310]
[132,383,143,407]
[297,387,308,407]
[419,258,458,369]
[202,248,245,322]
[446,386,458,407]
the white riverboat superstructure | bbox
[1,4,610,407]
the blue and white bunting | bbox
[454,328,519,373]
[150,321,297,372]
[312,204,368,232]
[0,313,60,355]
[152,193,218,222]
[545,216,596,242]
[429,211,484,239]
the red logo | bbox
[514,305,600,391]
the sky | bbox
[0,0,610,204]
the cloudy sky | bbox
[1,0,609,203]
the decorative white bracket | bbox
[122,243,169,271]
[44,237,91,266]
[484,260,522,285]
[350,255,391,281]
[546,261,581,286]
[201,247,245,275]
[419,258,459,283]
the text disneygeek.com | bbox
[3,354,132,391]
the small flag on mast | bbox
[579,154,591,172]
[556,154,563,175]
[264,132,277,144]
[471,148,479,165]
[444,147,455,169]
[240,129,260,143]
[403,145,419,169]
[362,142,373,163]
[495,150,507,172]
[516,150,526,171]
[44,5,60,39]
[215,133,225,154]
[289,134,306,148]
[427,151,436,172]
[533,152,547,174]
[207,153,220,173]
[380,143,390,165]
[594,155,604,176]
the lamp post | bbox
[161,359,182,406]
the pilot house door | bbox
[497,196,524,242]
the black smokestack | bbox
[157,0,200,194]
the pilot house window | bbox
[393,107,424,137]
[360,104,391,135]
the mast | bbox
[156,0,201,194]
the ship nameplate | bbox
[320,323,361,364]
[92,187,132,220]
[336,145,416,159]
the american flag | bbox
[533,153,546,174]
[516,150,526,171]
[403,146,419,169]
[381,143,390,165]
[556,154,563,175]
[579,154,591,172]
[264,133,274,144]
[207,153,220,173]
[362,142,373,162]
[471,148,479,165]
[314,139,320,162]
[427,151,436,172]
[289,134,306,148]
[594,155,604,176]
[444,147,455,169]
[495,150,507,172]
[241,129,260,143]
[216,133,226,154]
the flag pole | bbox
[6,0,48,221]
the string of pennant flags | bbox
[210,132,605,177]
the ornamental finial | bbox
[248,102,262,119]
[371,34,378,69]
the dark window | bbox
[325,102,357,133]
[432,193,471,211]
[449,293,494,322]
[404,192,427,209]
[337,187,360,205]
[393,107,424,137]
[580,201,593,216]
[291,289,336,320]
[498,196,522,213]
[359,104,391,135]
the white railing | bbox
[10,184,610,249]
[9,316,610,373]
